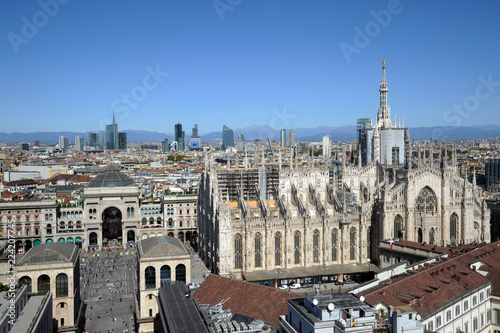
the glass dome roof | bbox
[86,166,135,188]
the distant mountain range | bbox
[1,125,499,144]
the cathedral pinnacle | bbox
[376,59,392,129]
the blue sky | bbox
[1,0,499,134]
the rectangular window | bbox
[447,310,451,321]
[456,305,460,316]
[465,300,469,311]
[437,316,442,327]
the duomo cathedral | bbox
[198,61,491,281]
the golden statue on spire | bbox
[382,59,386,69]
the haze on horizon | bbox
[1,0,499,134]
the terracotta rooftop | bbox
[361,242,499,317]
[193,274,299,327]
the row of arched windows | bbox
[61,211,82,219]
[235,228,359,269]
[393,210,459,245]
[141,207,161,215]
[19,274,68,297]
[144,264,186,289]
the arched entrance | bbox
[127,230,135,242]
[102,207,123,244]
[89,232,98,245]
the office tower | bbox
[174,123,182,151]
[280,129,286,148]
[34,140,40,147]
[162,139,170,153]
[118,132,127,149]
[222,125,234,150]
[19,143,29,151]
[88,132,98,147]
[288,129,295,147]
[190,124,201,149]
[192,124,199,138]
[179,131,185,151]
[59,136,69,152]
[105,111,119,150]
[486,159,500,190]
[236,133,245,152]
[75,136,84,152]
[322,135,331,159]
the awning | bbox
[67,237,74,243]
[33,240,41,246]
[58,238,65,243]
[242,263,377,282]
[75,237,83,243]
[46,239,53,243]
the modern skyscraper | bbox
[280,129,286,148]
[59,136,69,152]
[75,136,84,152]
[105,111,119,150]
[192,124,199,138]
[174,123,182,151]
[19,143,29,151]
[222,125,234,150]
[118,132,127,150]
[288,129,295,147]
[88,131,104,149]
[162,139,170,153]
[486,159,500,190]
[190,124,201,149]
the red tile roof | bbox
[362,243,496,317]
[193,275,299,327]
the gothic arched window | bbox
[255,233,262,268]
[394,215,403,239]
[234,234,242,269]
[450,213,459,246]
[294,231,301,265]
[275,232,282,266]
[350,227,356,261]
[313,229,320,263]
[332,229,338,262]
[416,187,437,214]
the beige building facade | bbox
[137,236,191,333]
[15,243,80,332]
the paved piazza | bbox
[81,242,137,333]
[79,240,210,333]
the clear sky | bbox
[1,0,499,134]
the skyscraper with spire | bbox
[105,110,119,150]
[358,60,409,166]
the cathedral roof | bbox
[17,243,78,266]
[86,165,135,188]
[138,236,188,258]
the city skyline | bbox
[1,1,500,134]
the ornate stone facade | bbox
[198,62,491,279]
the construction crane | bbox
[267,136,274,155]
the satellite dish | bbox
[313,299,319,306]
[416,314,421,320]
[328,303,335,311]
[359,296,365,302]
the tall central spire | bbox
[376,59,392,129]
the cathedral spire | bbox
[376,59,392,129]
